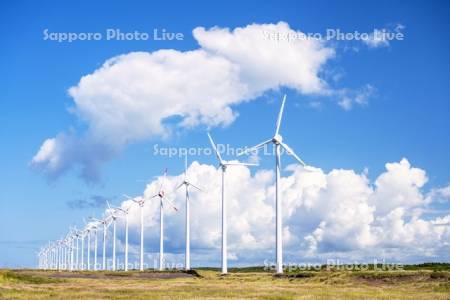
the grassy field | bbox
[0,267,449,299]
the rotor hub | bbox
[273,134,283,144]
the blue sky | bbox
[1,0,450,268]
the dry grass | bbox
[0,269,448,299]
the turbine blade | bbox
[238,139,272,156]
[163,196,178,211]
[175,182,185,190]
[184,153,188,178]
[189,182,203,191]
[159,168,167,192]
[207,132,223,163]
[275,94,287,136]
[106,200,112,210]
[224,162,258,167]
[280,142,306,166]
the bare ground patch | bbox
[354,271,450,285]
[13,270,197,280]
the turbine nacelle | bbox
[272,134,283,145]
[238,95,307,167]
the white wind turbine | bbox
[57,239,63,270]
[73,228,82,271]
[175,154,203,271]
[127,195,147,271]
[106,201,123,271]
[85,219,98,271]
[67,230,76,271]
[89,219,100,271]
[239,94,307,274]
[84,222,92,270]
[91,217,111,271]
[80,228,87,270]
[59,238,65,270]
[207,132,257,274]
[63,236,70,270]
[149,169,179,271]
[109,200,132,271]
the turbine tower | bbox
[91,217,110,271]
[176,154,202,270]
[74,229,81,271]
[129,195,147,271]
[149,169,178,271]
[88,219,100,271]
[207,132,257,274]
[239,94,307,274]
[107,200,132,271]
[80,229,86,270]
[106,201,122,271]
[86,227,91,270]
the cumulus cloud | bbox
[30,21,367,182]
[193,22,334,94]
[363,24,405,49]
[31,131,114,182]
[98,158,449,266]
[337,84,375,110]
[427,185,450,203]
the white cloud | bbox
[363,24,405,49]
[364,29,391,48]
[338,97,353,111]
[370,158,428,215]
[31,22,340,182]
[337,84,375,110]
[427,185,450,203]
[101,158,449,266]
[193,22,334,94]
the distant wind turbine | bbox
[109,200,132,271]
[80,229,86,270]
[207,132,257,274]
[88,218,101,271]
[127,194,147,271]
[106,200,124,271]
[176,154,203,270]
[91,217,110,271]
[87,231,91,270]
[149,169,178,271]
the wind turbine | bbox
[67,230,75,271]
[239,94,307,274]
[176,154,202,270]
[207,132,257,274]
[149,169,178,271]
[63,237,69,270]
[84,220,96,271]
[73,228,81,271]
[80,229,86,270]
[88,219,100,271]
[127,195,147,271]
[106,200,123,271]
[111,199,132,271]
[91,217,110,271]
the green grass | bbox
[0,268,449,299]
[404,263,450,271]
[0,270,63,284]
